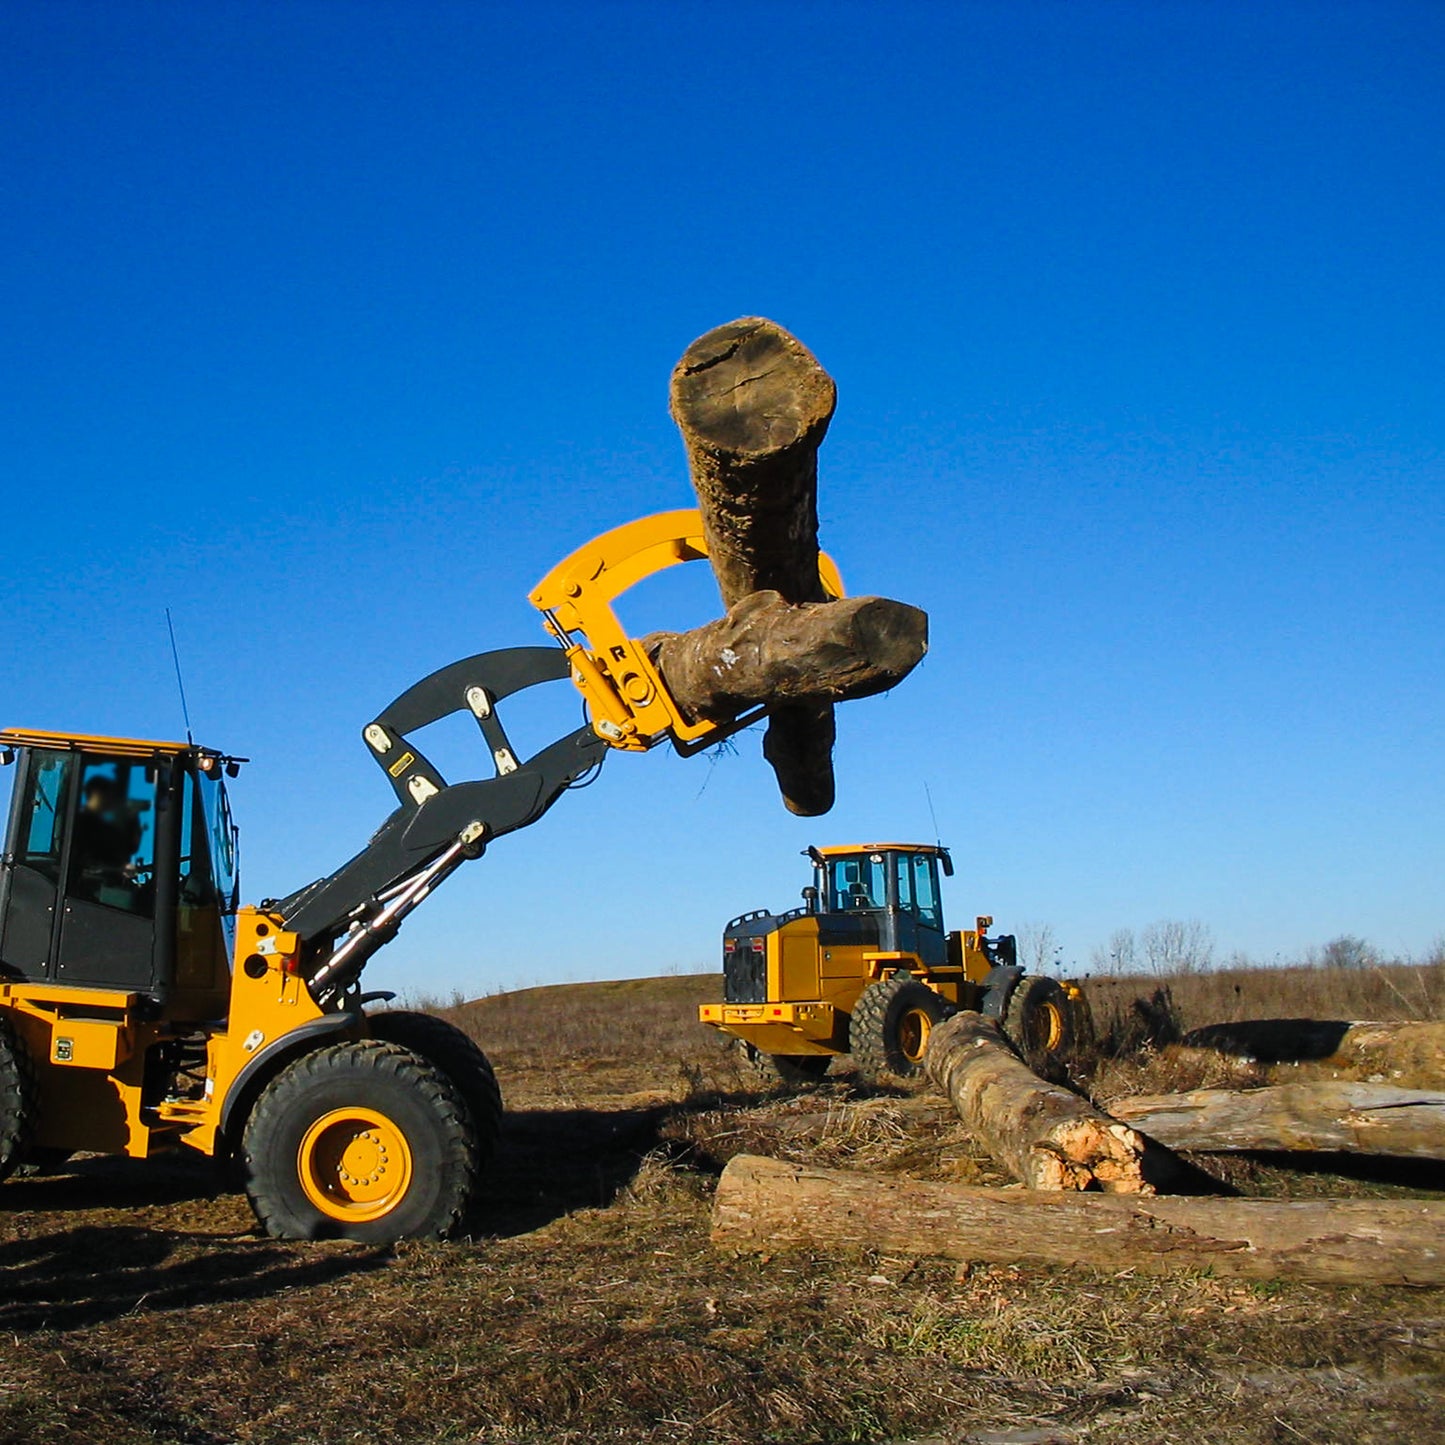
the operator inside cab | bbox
[70,764,153,914]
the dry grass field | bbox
[1,961,1442,1444]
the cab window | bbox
[826,854,887,911]
[198,767,239,950]
[69,758,158,917]
[909,853,942,931]
[18,750,71,882]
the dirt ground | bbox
[1,970,1442,1445]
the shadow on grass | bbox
[1243,1149,1445,1194]
[0,1153,225,1215]
[1181,1018,1354,1061]
[470,1088,778,1236]
[0,1218,391,1334]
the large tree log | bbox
[1110,1082,1445,1160]
[711,1153,1445,1285]
[670,317,843,816]
[648,592,927,721]
[925,1012,1153,1193]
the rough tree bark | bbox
[924,1012,1153,1193]
[711,1153,1445,1286]
[668,316,859,815]
[648,592,927,722]
[1110,1082,1445,1160]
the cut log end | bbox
[925,1011,1154,1195]
[670,317,837,460]
[763,704,836,817]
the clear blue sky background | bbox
[2,2,1440,998]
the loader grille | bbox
[723,932,768,1003]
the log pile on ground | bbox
[647,316,927,815]
[710,1152,1445,1286]
[923,1011,1154,1192]
[706,1008,1445,1283]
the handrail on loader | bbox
[529,508,844,755]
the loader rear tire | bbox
[738,1041,832,1088]
[365,1011,503,1166]
[850,974,949,1082]
[1002,975,1075,1074]
[0,1018,37,1184]
[242,1040,476,1242]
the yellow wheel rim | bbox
[297,1107,413,1223]
[1026,1001,1066,1054]
[897,1007,933,1065]
[1040,1002,1066,1052]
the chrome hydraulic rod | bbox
[307,823,484,1000]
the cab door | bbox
[0,748,75,979]
[893,852,948,967]
[52,756,166,992]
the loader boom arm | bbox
[281,511,841,1004]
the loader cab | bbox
[0,730,241,1019]
[812,843,952,967]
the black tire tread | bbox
[738,1040,832,1088]
[1002,974,1076,1074]
[242,1039,477,1242]
[0,1016,36,1184]
[365,1011,503,1166]
[849,973,948,1082]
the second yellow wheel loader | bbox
[0,512,833,1241]
[700,843,1092,1083]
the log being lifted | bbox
[1110,1083,1445,1161]
[650,592,926,724]
[711,1153,1445,1286]
[662,316,921,815]
[925,1012,1153,1193]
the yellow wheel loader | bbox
[0,512,837,1241]
[700,843,1091,1083]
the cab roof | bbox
[0,728,241,769]
[814,843,948,857]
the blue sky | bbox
[2,2,1441,996]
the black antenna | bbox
[165,608,195,745]
[923,780,941,847]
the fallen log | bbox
[669,317,846,815]
[1110,1082,1445,1160]
[711,1153,1445,1286]
[925,1012,1153,1193]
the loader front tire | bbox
[738,1040,832,1088]
[850,974,949,1082]
[0,1017,36,1184]
[1002,975,1075,1074]
[242,1040,476,1242]
[365,1011,503,1166]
